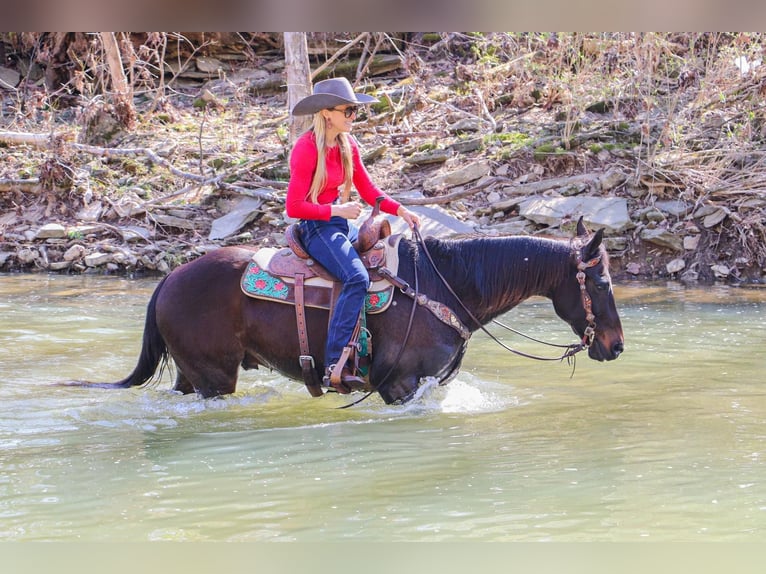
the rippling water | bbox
[1,273,765,541]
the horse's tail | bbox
[61,275,171,390]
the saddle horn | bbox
[354,196,392,253]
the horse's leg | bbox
[172,354,240,398]
[172,369,195,394]
[376,373,420,405]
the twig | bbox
[311,33,369,81]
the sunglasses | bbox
[330,106,359,118]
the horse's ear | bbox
[576,216,588,237]
[584,228,604,258]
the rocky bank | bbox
[1,33,765,285]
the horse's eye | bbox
[595,279,610,292]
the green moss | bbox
[533,143,565,161]
[484,132,532,149]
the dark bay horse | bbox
[70,220,624,404]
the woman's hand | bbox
[331,201,363,220]
[397,206,421,230]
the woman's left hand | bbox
[397,206,421,230]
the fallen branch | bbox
[0,178,43,193]
[397,177,502,206]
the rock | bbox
[150,213,198,230]
[640,227,683,251]
[84,252,112,267]
[666,258,686,273]
[481,219,533,235]
[49,261,71,271]
[519,196,631,233]
[196,57,224,73]
[120,226,152,242]
[17,248,40,264]
[35,223,68,239]
[598,168,627,191]
[655,199,692,217]
[0,66,21,89]
[702,207,729,228]
[403,149,451,166]
[388,205,475,238]
[209,197,264,240]
[449,137,484,153]
[424,160,491,191]
[711,264,730,278]
[626,262,641,275]
[63,244,87,262]
[76,201,103,222]
[448,118,482,133]
[683,235,700,250]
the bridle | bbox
[575,249,601,349]
[416,227,602,362]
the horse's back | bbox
[155,246,257,331]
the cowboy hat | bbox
[291,77,379,116]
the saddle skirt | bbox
[241,233,403,315]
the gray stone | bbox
[424,160,491,191]
[120,226,152,242]
[710,264,730,278]
[598,168,627,191]
[151,213,198,231]
[63,244,86,262]
[519,196,631,233]
[17,248,40,264]
[666,258,686,273]
[0,66,20,89]
[76,201,103,222]
[448,118,482,133]
[404,149,450,166]
[655,199,692,217]
[209,198,264,240]
[85,252,112,267]
[702,208,728,228]
[683,235,700,250]
[388,205,475,238]
[640,227,683,251]
[35,223,68,239]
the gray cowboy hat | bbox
[291,77,379,116]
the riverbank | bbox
[1,33,765,284]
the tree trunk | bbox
[284,32,312,143]
[99,32,136,130]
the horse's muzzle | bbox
[589,338,624,361]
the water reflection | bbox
[1,273,765,541]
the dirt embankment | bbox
[1,32,765,285]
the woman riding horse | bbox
[286,77,420,393]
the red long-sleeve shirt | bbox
[285,131,401,221]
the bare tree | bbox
[99,32,136,130]
[284,32,312,143]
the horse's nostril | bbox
[613,341,624,356]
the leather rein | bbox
[338,227,600,407]
[414,227,600,362]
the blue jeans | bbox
[298,217,368,367]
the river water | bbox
[1,273,765,541]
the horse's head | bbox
[552,218,624,361]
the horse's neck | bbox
[435,236,572,325]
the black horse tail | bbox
[61,275,171,390]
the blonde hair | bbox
[307,112,354,204]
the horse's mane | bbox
[413,234,575,320]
